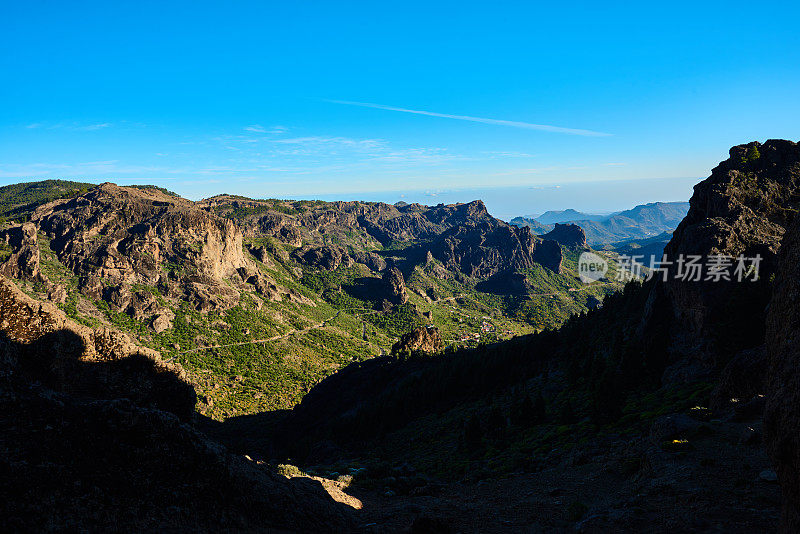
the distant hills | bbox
[533,208,611,224]
[511,200,689,245]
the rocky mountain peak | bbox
[642,139,800,383]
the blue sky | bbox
[2,1,799,217]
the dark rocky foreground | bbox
[0,278,356,532]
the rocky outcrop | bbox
[429,220,562,279]
[391,326,443,356]
[291,244,352,271]
[0,222,41,280]
[355,200,494,247]
[382,266,408,306]
[29,183,249,313]
[765,212,800,533]
[352,250,387,272]
[541,223,587,249]
[207,196,496,250]
[205,195,566,282]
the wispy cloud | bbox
[272,136,386,149]
[76,122,112,131]
[325,100,612,137]
[482,150,538,158]
[22,121,113,131]
[244,124,288,134]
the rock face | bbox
[644,140,800,382]
[765,212,800,533]
[428,220,562,279]
[205,195,566,284]
[391,326,443,356]
[35,183,247,283]
[0,222,41,280]
[541,223,587,249]
[0,183,314,331]
[0,274,355,532]
[382,266,408,306]
[27,183,253,314]
[291,244,352,271]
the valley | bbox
[1,181,620,419]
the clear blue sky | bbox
[2,1,799,216]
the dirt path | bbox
[180,306,380,354]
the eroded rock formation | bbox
[391,326,443,356]
[541,223,588,249]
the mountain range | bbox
[2,140,800,532]
[511,200,690,245]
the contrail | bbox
[325,99,612,137]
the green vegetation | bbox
[215,198,300,220]
[0,180,94,222]
[0,241,10,263]
[742,144,761,163]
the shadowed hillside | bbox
[0,276,356,532]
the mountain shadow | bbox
[0,313,357,531]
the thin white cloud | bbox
[482,150,538,158]
[272,136,386,149]
[325,99,612,137]
[244,124,288,134]
[77,123,112,131]
[24,121,113,131]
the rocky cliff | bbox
[31,183,252,311]
[540,223,588,249]
[765,212,800,532]
[647,140,800,383]
[429,219,562,279]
